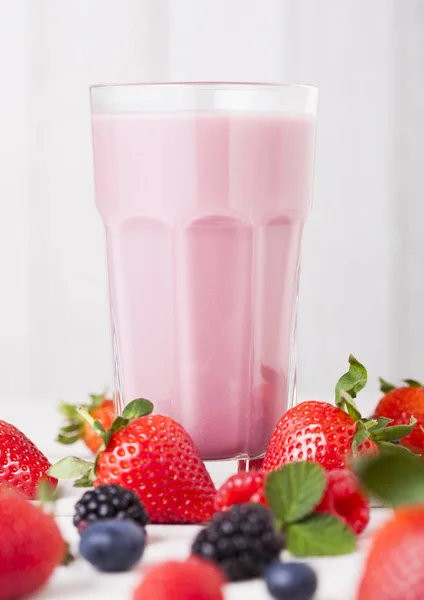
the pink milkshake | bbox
[91,83,317,460]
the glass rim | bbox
[90,81,318,115]
[90,81,318,93]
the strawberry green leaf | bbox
[370,417,416,442]
[48,457,93,480]
[379,378,396,393]
[352,421,370,455]
[57,401,82,420]
[89,392,107,408]
[354,452,424,506]
[109,416,129,433]
[404,379,423,388]
[62,543,75,566]
[56,433,81,445]
[122,398,154,421]
[59,423,82,434]
[335,354,368,405]
[369,417,393,430]
[101,416,130,448]
[362,418,377,430]
[377,441,417,457]
[285,513,356,557]
[36,480,58,505]
[74,468,96,487]
[265,462,326,524]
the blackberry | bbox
[191,503,284,581]
[73,484,149,531]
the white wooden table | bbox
[1,403,386,600]
[37,447,389,600]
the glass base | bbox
[204,457,265,489]
[237,458,265,472]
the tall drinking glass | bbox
[90,83,318,461]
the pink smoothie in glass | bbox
[92,113,316,460]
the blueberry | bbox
[265,561,318,600]
[79,519,146,572]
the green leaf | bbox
[93,452,101,476]
[122,398,154,421]
[62,543,75,566]
[89,392,107,408]
[56,433,81,445]
[352,421,370,455]
[363,418,377,431]
[378,441,417,457]
[73,468,96,487]
[48,456,93,480]
[57,401,81,420]
[371,417,393,430]
[379,377,396,393]
[59,423,82,434]
[285,513,356,557]
[371,417,416,442]
[335,354,367,403]
[404,379,423,388]
[108,415,129,434]
[354,452,424,506]
[265,462,327,524]
[36,480,58,505]
[101,416,129,449]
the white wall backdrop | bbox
[0,0,423,434]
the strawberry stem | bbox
[76,406,110,448]
[76,406,97,429]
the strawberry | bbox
[374,378,424,454]
[133,557,226,600]
[358,507,424,600]
[50,399,216,524]
[0,489,66,599]
[316,468,370,534]
[57,392,115,453]
[263,356,415,473]
[94,414,216,523]
[0,420,57,499]
[214,471,268,512]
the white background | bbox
[0,0,423,437]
